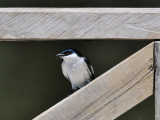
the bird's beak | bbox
[56,53,65,58]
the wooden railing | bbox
[33,42,154,120]
[0,8,159,120]
[0,8,160,40]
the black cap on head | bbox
[56,48,82,58]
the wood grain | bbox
[33,42,153,120]
[154,41,160,120]
[0,8,160,40]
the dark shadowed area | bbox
[0,40,154,120]
[1,0,160,7]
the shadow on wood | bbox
[154,41,160,120]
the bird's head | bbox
[56,48,82,62]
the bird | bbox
[56,48,95,94]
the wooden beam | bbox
[33,42,153,120]
[0,8,160,40]
[154,41,160,120]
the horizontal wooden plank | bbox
[33,42,153,120]
[0,8,160,40]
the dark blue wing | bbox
[83,57,95,80]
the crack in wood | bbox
[126,24,160,34]
[85,70,153,120]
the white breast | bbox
[62,57,91,90]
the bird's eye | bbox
[65,51,72,55]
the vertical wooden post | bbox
[154,41,160,120]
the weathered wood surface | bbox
[0,8,160,40]
[154,41,160,120]
[33,43,154,120]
